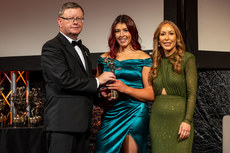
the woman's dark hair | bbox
[108,15,141,59]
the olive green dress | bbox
[149,52,197,153]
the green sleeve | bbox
[183,55,197,125]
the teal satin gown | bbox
[95,57,152,153]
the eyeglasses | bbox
[60,17,84,22]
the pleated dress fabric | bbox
[149,52,197,153]
[95,57,152,153]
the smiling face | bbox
[159,23,177,56]
[58,8,84,40]
[114,23,132,49]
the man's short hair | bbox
[58,2,84,17]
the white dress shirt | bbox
[60,32,99,88]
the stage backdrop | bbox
[198,0,230,52]
[0,0,163,57]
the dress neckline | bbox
[99,56,151,62]
[163,51,177,59]
[115,58,151,62]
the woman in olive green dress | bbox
[149,20,197,153]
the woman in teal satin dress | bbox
[95,15,154,153]
[149,20,197,153]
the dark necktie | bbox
[71,40,89,74]
[72,40,82,47]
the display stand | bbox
[0,126,45,153]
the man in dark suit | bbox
[41,2,115,153]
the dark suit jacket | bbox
[41,33,97,133]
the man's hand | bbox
[97,72,116,86]
[99,86,118,102]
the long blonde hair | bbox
[149,20,185,83]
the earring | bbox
[158,44,161,47]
